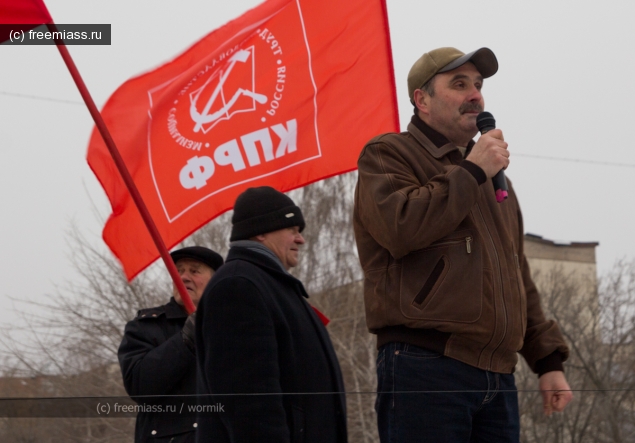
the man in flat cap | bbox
[354,47,572,441]
[118,246,223,443]
[195,186,347,443]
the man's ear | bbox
[413,88,430,117]
[252,234,266,242]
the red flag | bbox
[0,0,52,43]
[87,0,398,280]
[0,0,51,23]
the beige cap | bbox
[407,47,498,102]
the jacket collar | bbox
[230,240,288,273]
[408,114,475,159]
[410,113,450,147]
[165,297,189,319]
[137,297,188,320]
[226,245,309,298]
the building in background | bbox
[524,233,599,337]
[525,233,598,290]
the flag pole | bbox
[47,22,196,314]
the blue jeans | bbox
[376,342,520,443]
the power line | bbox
[0,90,83,105]
[2,90,635,169]
[515,153,635,168]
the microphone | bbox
[476,112,508,203]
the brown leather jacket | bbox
[353,121,569,374]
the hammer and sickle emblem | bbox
[190,49,268,133]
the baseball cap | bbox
[407,47,498,102]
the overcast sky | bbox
[2,0,634,332]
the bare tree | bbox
[517,260,635,443]
[287,174,378,443]
[5,175,634,443]
[189,173,379,443]
[0,224,170,442]
[1,174,379,442]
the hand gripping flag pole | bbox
[0,0,195,313]
[87,0,399,279]
[5,0,400,311]
[45,22,197,314]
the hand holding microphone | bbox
[466,112,509,202]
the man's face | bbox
[257,226,305,270]
[416,62,485,146]
[172,258,214,307]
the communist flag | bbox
[0,0,52,43]
[0,0,51,24]
[87,0,398,280]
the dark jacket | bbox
[195,245,347,443]
[354,118,569,374]
[118,298,197,442]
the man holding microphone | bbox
[354,47,572,442]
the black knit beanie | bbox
[230,186,305,241]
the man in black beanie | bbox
[118,246,223,443]
[195,186,348,443]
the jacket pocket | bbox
[291,405,306,443]
[400,230,483,324]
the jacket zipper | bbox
[513,248,526,333]
[475,204,508,371]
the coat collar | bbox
[226,245,309,298]
[136,297,188,320]
[229,240,288,273]
[165,297,189,318]
[408,122,458,159]
[408,114,476,159]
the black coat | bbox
[195,246,347,443]
[118,298,197,442]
